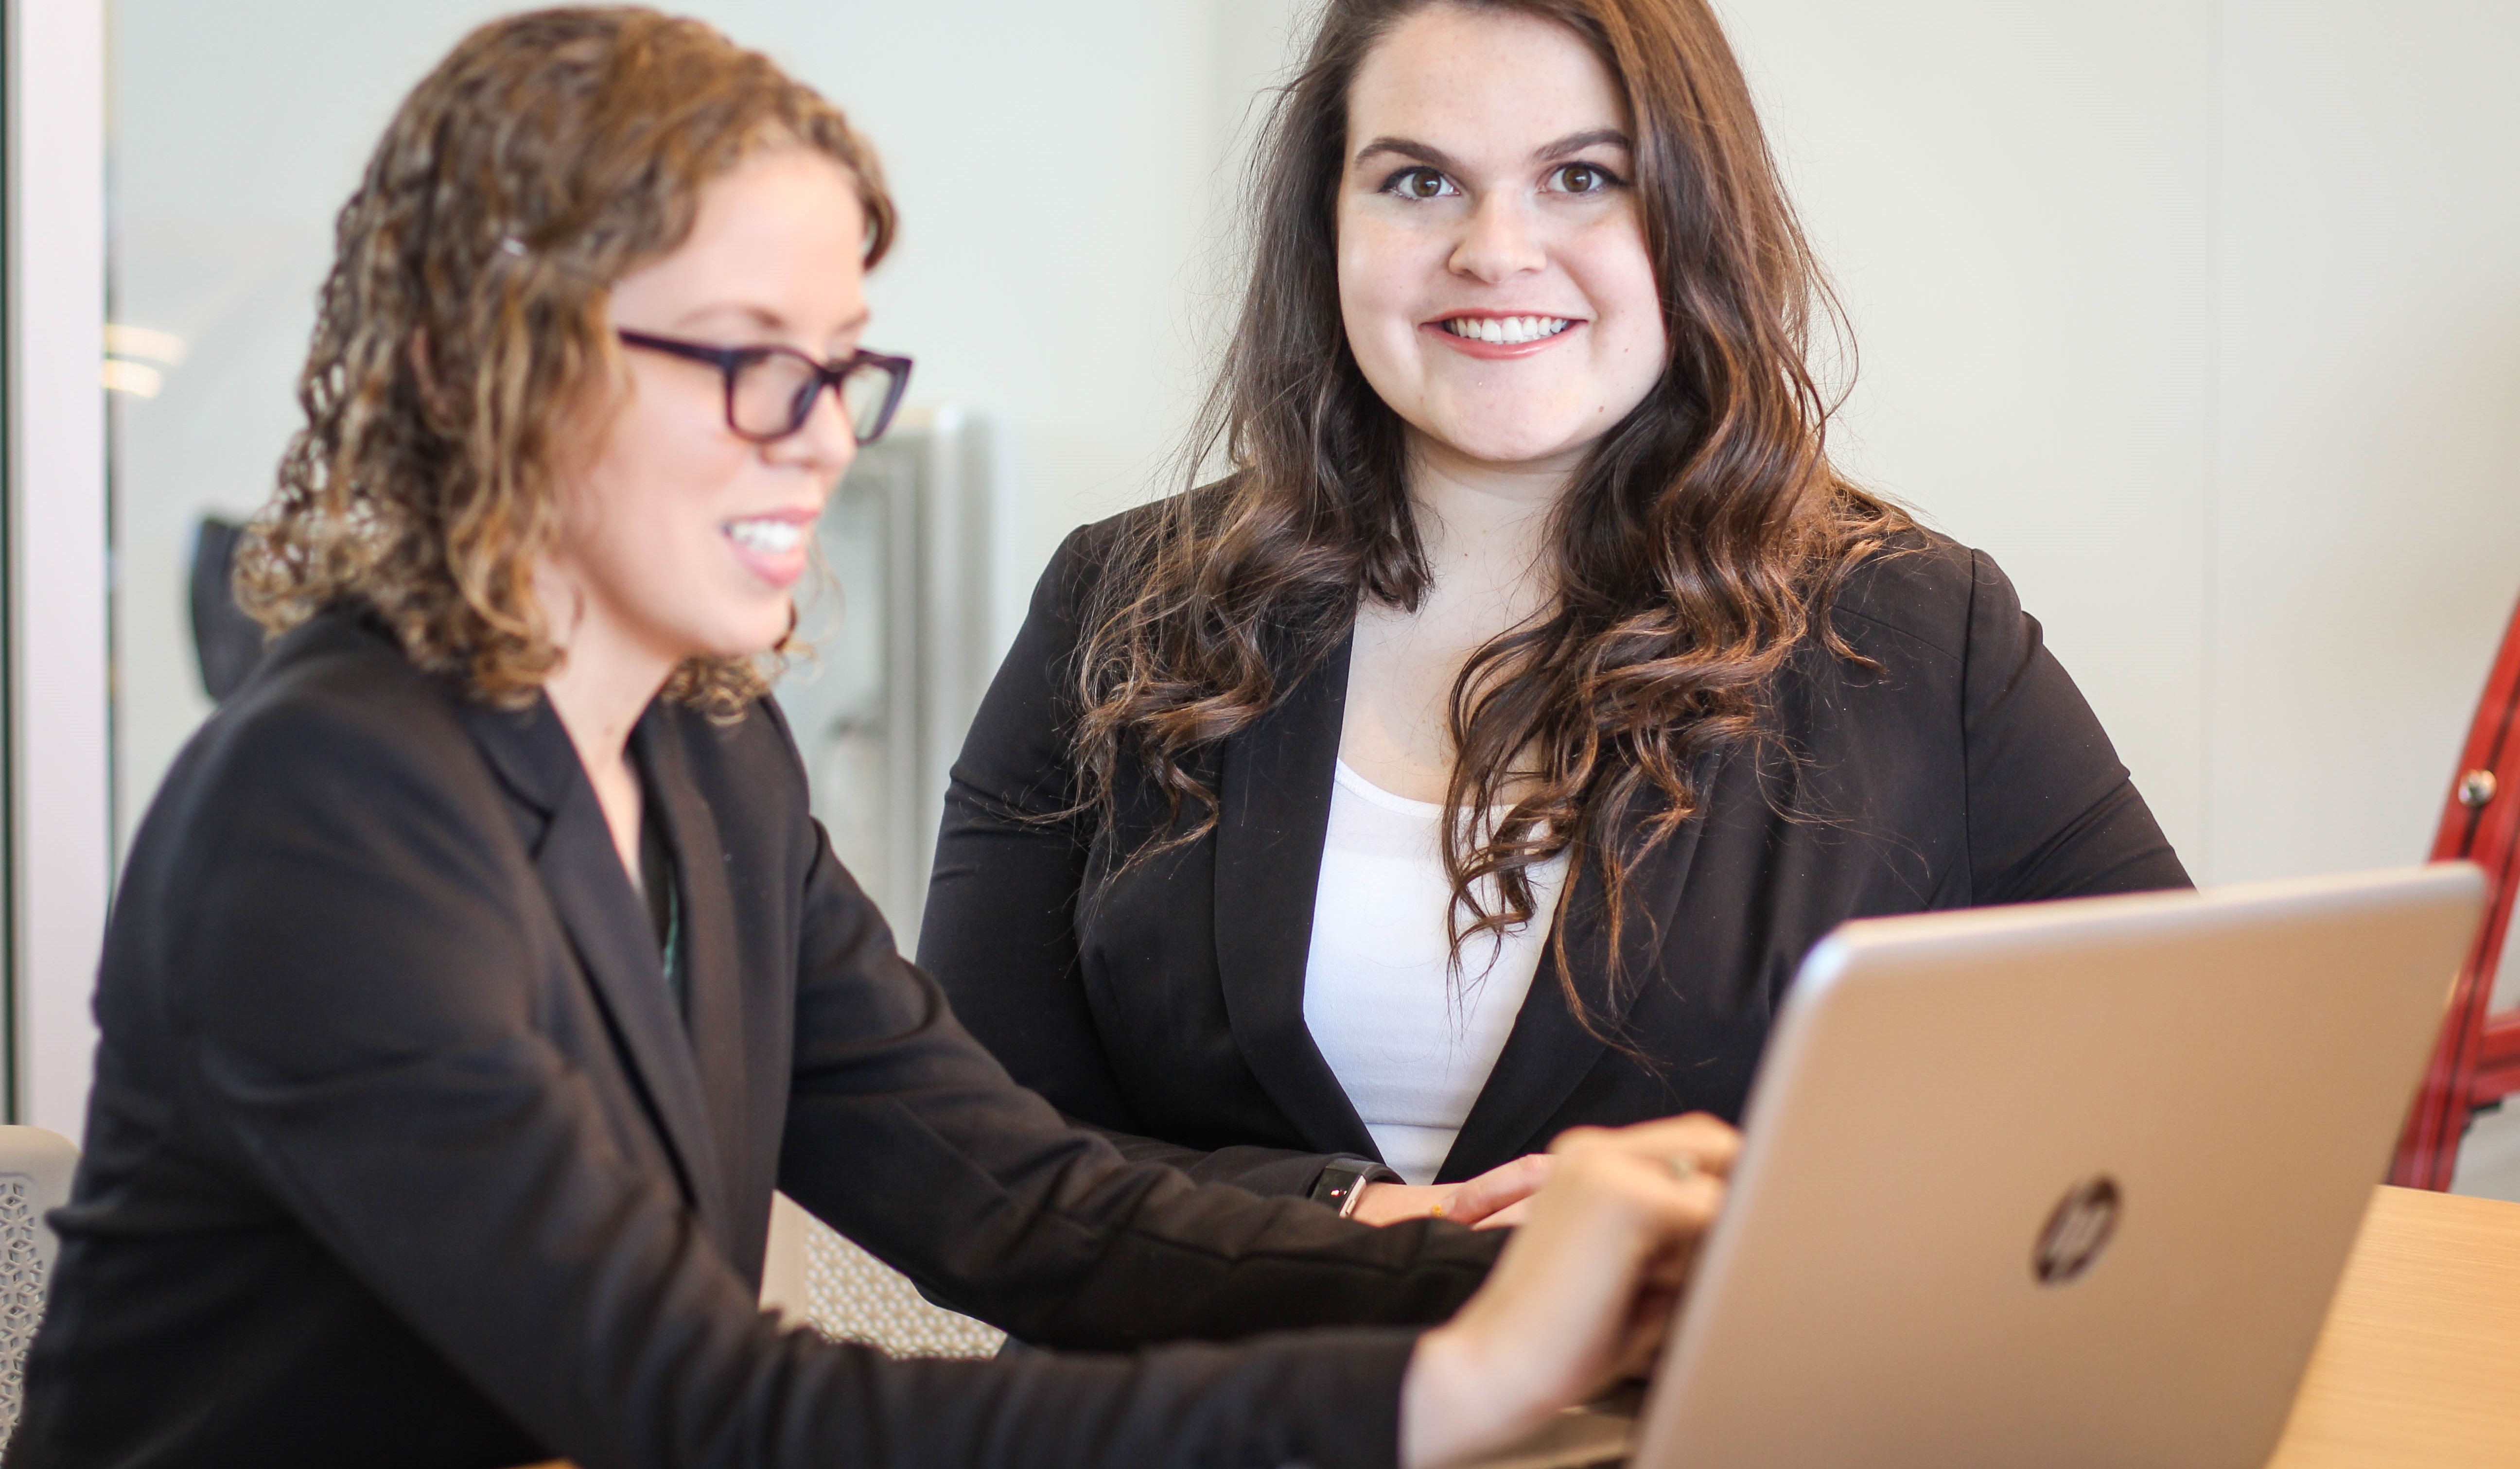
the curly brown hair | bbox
[238,6,895,709]
[1075,0,1909,1033]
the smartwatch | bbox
[1309,1156,1403,1218]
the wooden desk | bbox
[2266,1184,2520,1467]
[515,1184,2518,1469]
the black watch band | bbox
[1309,1156,1403,1218]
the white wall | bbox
[1719,0,2520,885]
[2207,0,2520,882]
[1720,0,2215,865]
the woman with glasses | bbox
[920,0,2188,1228]
[11,10,1733,1468]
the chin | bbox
[1425,417,1597,468]
[683,605,794,663]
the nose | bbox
[771,377,858,480]
[1448,192,1548,284]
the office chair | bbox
[190,514,267,703]
[0,1128,80,1438]
[761,1196,1003,1358]
[2390,596,2520,1189]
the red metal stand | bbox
[2390,595,2520,1189]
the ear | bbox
[526,548,588,651]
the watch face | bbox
[1315,1162,1376,1214]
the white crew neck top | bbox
[1301,761,1572,1186]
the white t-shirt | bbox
[1301,761,1572,1185]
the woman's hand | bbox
[1396,1114,1741,1469]
[1350,1154,1554,1228]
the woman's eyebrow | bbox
[1352,128,1634,174]
[670,303,873,339]
[674,302,787,332]
[1535,128,1632,161]
[1352,135,1463,173]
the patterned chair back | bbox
[760,1193,1004,1359]
[0,1127,78,1440]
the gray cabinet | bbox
[772,407,992,949]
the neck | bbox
[1402,431,1581,610]
[535,571,679,780]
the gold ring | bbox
[1668,1154,1700,1182]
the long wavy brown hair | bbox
[238,6,894,709]
[1074,0,1908,1030]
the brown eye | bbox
[1555,163,1603,193]
[1385,166,1456,201]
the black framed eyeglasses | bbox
[616,329,914,445]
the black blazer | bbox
[919,516,2191,1197]
[15,608,1501,1469]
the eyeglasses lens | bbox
[729,352,900,443]
[840,363,901,442]
[729,353,821,440]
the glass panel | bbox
[105,3,522,853]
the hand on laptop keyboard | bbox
[1397,1114,1740,1469]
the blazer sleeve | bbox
[917,529,1354,1198]
[1959,549,2192,902]
[175,697,1492,1469]
[786,823,1504,1352]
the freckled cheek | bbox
[1568,255,1665,370]
[1339,219,1447,352]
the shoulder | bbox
[1067,480,1234,552]
[1823,526,2012,668]
[174,607,486,813]
[114,609,532,990]
[1033,480,1239,617]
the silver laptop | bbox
[1488,864,2483,1469]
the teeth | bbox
[726,518,804,554]
[1445,315,1574,345]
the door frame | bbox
[6,0,110,1134]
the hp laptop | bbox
[1487,864,2484,1469]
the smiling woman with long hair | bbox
[8,10,1738,1467]
[919,0,2187,1226]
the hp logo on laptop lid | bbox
[2033,1175,2121,1285]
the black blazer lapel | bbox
[462,699,737,1246]
[1211,635,1380,1158]
[630,713,759,1269]
[1439,786,1711,1176]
